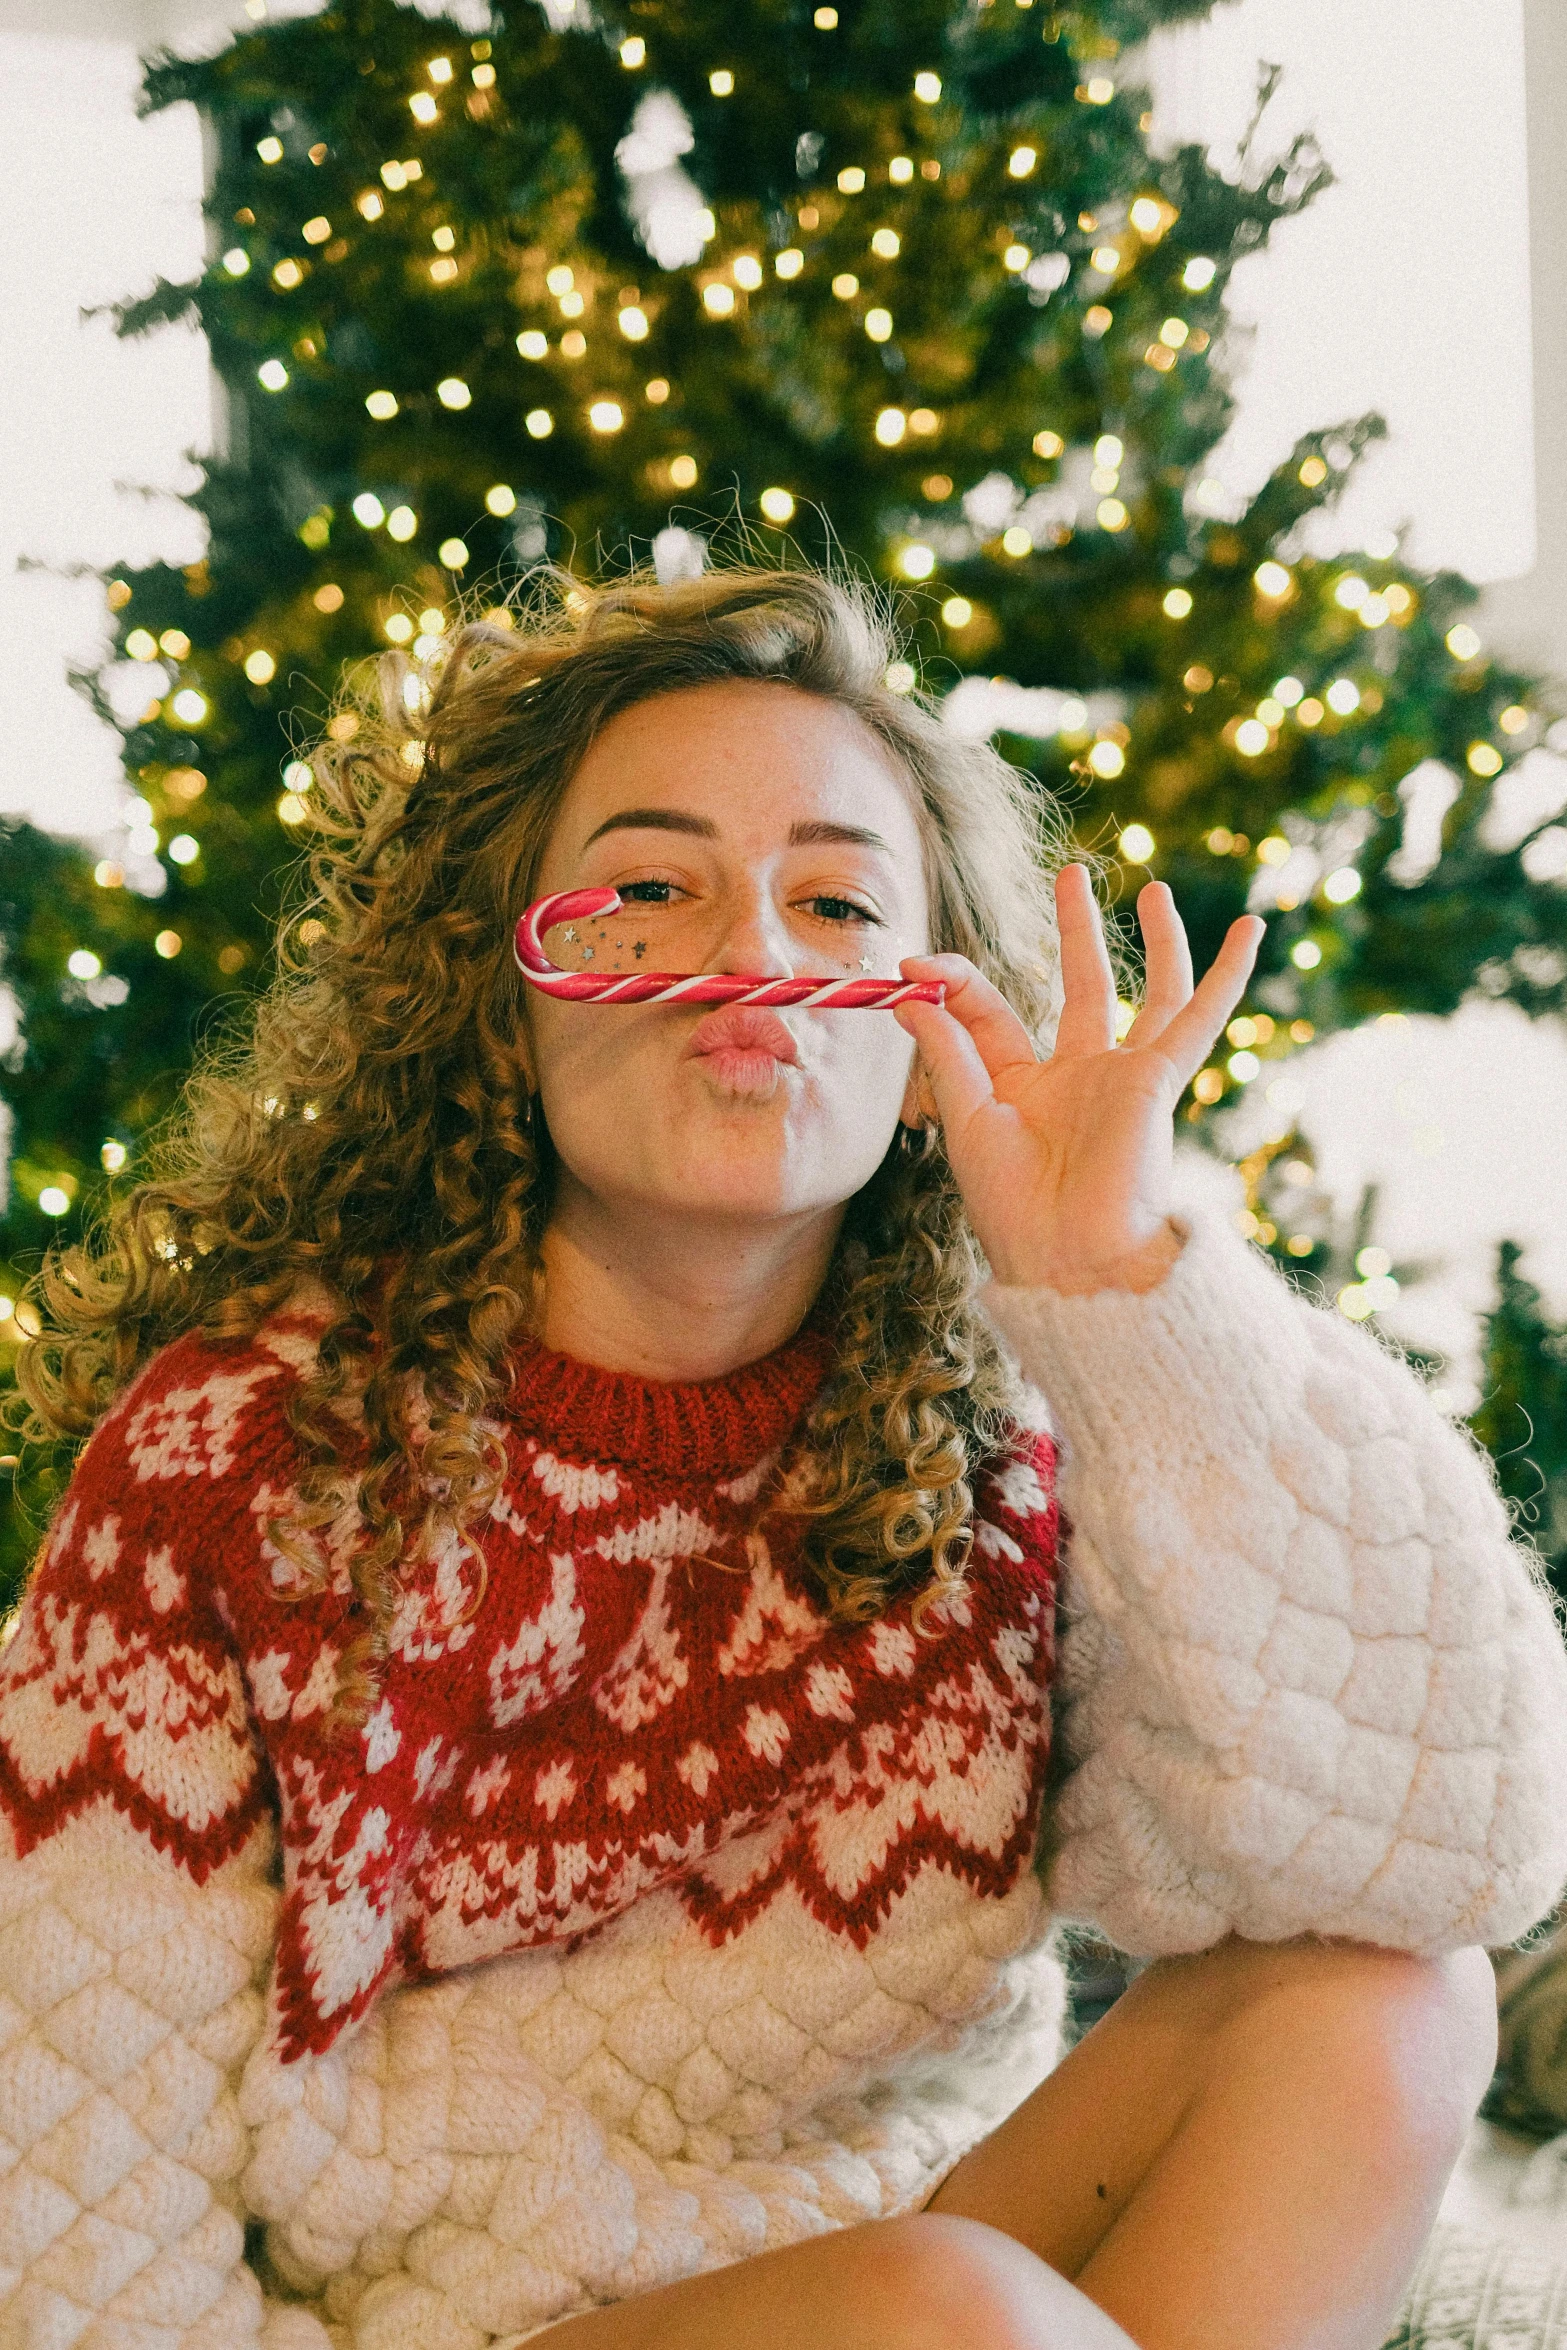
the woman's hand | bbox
[893,864,1265,1295]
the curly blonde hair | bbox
[17,566,1076,1720]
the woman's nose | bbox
[710,888,795,978]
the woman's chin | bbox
[667,1118,802,1212]
[658,1104,841,1221]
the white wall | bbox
[1145,0,1535,586]
[0,29,208,833]
[1482,0,1567,676]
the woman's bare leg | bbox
[540,2212,1141,2350]
[930,1933,1498,2350]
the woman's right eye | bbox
[616,879,678,904]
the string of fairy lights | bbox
[45,1,1545,1327]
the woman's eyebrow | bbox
[581,810,893,853]
[582,808,719,845]
[787,818,893,852]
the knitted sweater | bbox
[1,1198,1564,2349]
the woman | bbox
[5,567,1563,2350]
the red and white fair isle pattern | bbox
[0,1309,1059,2066]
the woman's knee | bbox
[1222,1936,1499,2158]
[852,2214,1029,2346]
[856,2214,1138,2350]
[1385,1943,1499,2142]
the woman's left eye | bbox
[801,895,878,925]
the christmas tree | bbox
[3,0,1565,1590]
[1471,1243,1567,1596]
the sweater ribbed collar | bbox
[507,1310,839,1478]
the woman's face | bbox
[522,679,932,1231]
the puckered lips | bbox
[683,1007,801,1096]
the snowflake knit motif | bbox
[0,1305,1065,2345]
[0,1310,1059,2068]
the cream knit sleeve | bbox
[0,1810,311,2349]
[982,1199,1567,1960]
[0,1339,328,2349]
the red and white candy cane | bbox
[513,889,946,1009]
